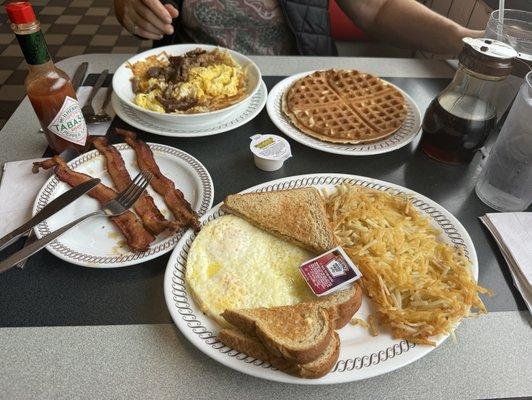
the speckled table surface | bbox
[0,55,530,400]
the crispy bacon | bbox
[33,156,155,253]
[93,138,179,235]
[116,129,200,231]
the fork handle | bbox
[99,86,113,113]
[0,210,101,274]
[86,69,109,107]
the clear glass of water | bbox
[475,71,532,211]
[485,9,532,62]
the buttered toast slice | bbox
[222,303,333,364]
[218,328,340,379]
[221,187,336,254]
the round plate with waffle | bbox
[267,70,422,156]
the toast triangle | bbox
[222,302,333,364]
[221,187,336,254]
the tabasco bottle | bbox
[6,2,88,154]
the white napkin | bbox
[480,213,532,313]
[0,159,52,238]
[77,86,115,136]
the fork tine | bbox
[115,172,144,203]
[120,172,152,209]
[121,181,149,210]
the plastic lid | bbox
[249,134,291,161]
[459,37,518,77]
[5,2,36,24]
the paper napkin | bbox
[0,159,52,238]
[77,86,115,136]
[480,213,532,313]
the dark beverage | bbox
[421,97,496,164]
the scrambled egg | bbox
[186,215,315,326]
[133,63,243,113]
[134,90,165,113]
[187,64,242,98]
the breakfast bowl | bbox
[112,44,262,126]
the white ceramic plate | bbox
[33,143,214,268]
[164,173,478,384]
[112,44,261,125]
[112,80,267,138]
[266,71,422,156]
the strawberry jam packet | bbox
[299,247,362,296]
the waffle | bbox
[282,70,408,144]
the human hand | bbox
[114,0,179,40]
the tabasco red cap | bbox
[6,2,36,24]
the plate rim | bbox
[163,173,478,385]
[266,70,422,156]
[111,43,262,122]
[112,80,268,138]
[32,142,214,268]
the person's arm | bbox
[114,0,179,40]
[336,0,483,55]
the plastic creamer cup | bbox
[249,134,292,171]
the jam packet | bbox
[299,247,362,296]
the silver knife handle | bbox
[0,210,102,274]
[0,230,25,253]
[72,62,88,91]
[86,69,109,105]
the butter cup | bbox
[250,134,292,171]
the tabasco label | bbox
[47,96,87,145]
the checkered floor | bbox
[0,0,152,130]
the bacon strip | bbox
[116,129,200,231]
[93,138,179,235]
[33,156,155,253]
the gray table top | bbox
[0,54,530,400]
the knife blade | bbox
[71,62,88,91]
[0,177,100,252]
[15,148,80,269]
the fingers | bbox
[142,0,173,23]
[135,27,164,40]
[122,0,178,40]
[136,2,174,35]
[125,12,163,40]
[164,3,179,18]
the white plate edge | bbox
[266,71,422,156]
[113,80,268,138]
[163,172,478,385]
[32,142,215,268]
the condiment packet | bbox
[299,246,362,296]
[249,134,291,171]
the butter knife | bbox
[16,148,80,268]
[0,177,100,252]
[71,62,88,91]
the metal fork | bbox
[0,171,152,274]
[82,69,109,123]
[89,86,113,123]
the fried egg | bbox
[186,215,315,325]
